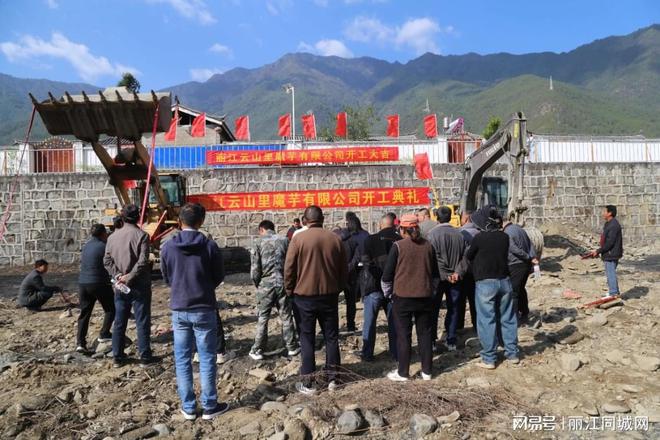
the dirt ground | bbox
[0,222,658,439]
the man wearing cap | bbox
[104,204,155,368]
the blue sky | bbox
[0,0,658,89]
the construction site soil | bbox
[0,223,658,439]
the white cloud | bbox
[395,18,440,54]
[145,0,216,25]
[45,0,58,9]
[344,17,393,43]
[189,68,223,81]
[344,16,448,55]
[297,39,353,58]
[266,0,292,16]
[0,32,139,82]
[209,43,232,56]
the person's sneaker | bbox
[386,370,409,382]
[76,345,87,353]
[327,380,338,391]
[507,357,521,365]
[139,356,160,368]
[249,350,264,361]
[295,382,317,396]
[97,336,112,343]
[202,402,230,420]
[477,361,496,370]
[353,350,374,362]
[445,343,457,352]
[113,357,125,368]
[217,351,237,364]
[601,293,619,298]
[287,347,301,357]
[193,352,199,363]
[180,408,197,421]
[421,372,432,381]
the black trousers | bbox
[392,296,433,377]
[509,263,531,319]
[22,291,54,310]
[294,294,340,384]
[77,283,115,346]
[458,275,477,330]
[345,271,360,330]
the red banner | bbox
[206,147,399,166]
[188,187,430,211]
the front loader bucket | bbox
[30,87,171,142]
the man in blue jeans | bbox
[427,206,465,352]
[462,207,519,369]
[588,205,623,297]
[161,203,229,420]
[103,204,154,368]
[358,214,400,361]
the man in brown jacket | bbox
[284,205,347,395]
[103,204,154,368]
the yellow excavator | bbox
[31,87,185,246]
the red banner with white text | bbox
[188,187,429,211]
[206,146,399,166]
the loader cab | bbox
[149,174,186,208]
[478,177,508,217]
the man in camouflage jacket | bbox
[249,220,300,360]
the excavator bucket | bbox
[30,87,171,142]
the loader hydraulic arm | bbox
[459,112,528,224]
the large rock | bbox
[152,424,170,436]
[633,355,660,372]
[559,354,582,372]
[587,314,608,326]
[239,421,262,436]
[95,341,113,354]
[364,409,386,428]
[249,368,274,381]
[261,401,288,414]
[605,349,627,365]
[437,410,461,424]
[283,419,309,440]
[119,426,158,440]
[601,401,631,414]
[336,410,364,434]
[268,433,288,440]
[410,414,437,438]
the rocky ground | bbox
[0,222,658,439]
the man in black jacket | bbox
[77,224,115,352]
[589,205,623,297]
[18,259,61,310]
[357,214,401,361]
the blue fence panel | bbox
[154,144,285,169]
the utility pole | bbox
[283,83,295,140]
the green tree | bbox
[482,116,501,140]
[117,72,141,93]
[345,105,376,140]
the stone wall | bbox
[0,162,657,266]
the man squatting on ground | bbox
[18,259,61,310]
[249,220,300,360]
[161,203,229,420]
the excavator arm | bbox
[460,112,528,224]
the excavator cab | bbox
[478,177,509,218]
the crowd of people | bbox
[16,202,623,420]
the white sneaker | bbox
[249,351,264,361]
[327,380,337,391]
[295,382,317,395]
[287,347,301,356]
[421,372,432,381]
[217,351,237,364]
[97,337,112,343]
[445,343,457,352]
[386,370,408,382]
[180,408,197,421]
